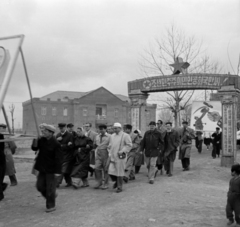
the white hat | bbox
[113,122,122,128]
[44,124,56,133]
[39,123,48,130]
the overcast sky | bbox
[0,0,239,127]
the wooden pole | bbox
[19,47,40,137]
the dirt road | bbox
[0,146,238,227]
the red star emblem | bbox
[169,57,190,75]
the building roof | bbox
[40,88,130,102]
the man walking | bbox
[0,124,7,201]
[156,120,166,175]
[163,122,180,177]
[123,124,141,182]
[211,127,222,158]
[84,123,97,175]
[32,124,62,212]
[179,121,195,171]
[140,121,164,184]
[94,124,111,190]
[108,123,132,193]
[195,131,203,154]
[56,123,74,187]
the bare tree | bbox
[140,24,222,126]
[158,108,174,123]
[9,103,15,134]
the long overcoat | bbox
[178,127,195,159]
[108,131,132,177]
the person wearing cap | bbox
[123,124,141,182]
[140,121,164,184]
[70,127,93,188]
[211,127,222,158]
[156,120,167,175]
[67,123,77,138]
[133,129,143,174]
[31,124,62,213]
[0,124,7,201]
[163,122,180,177]
[108,122,132,193]
[94,124,111,189]
[84,123,97,174]
[56,123,74,187]
[179,121,195,171]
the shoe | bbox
[82,184,89,188]
[149,180,154,184]
[94,183,102,189]
[116,188,122,193]
[154,170,158,178]
[183,169,186,171]
[2,183,8,192]
[113,182,117,189]
[227,220,234,225]
[45,207,56,213]
[168,174,173,177]
[123,176,128,183]
[129,176,135,181]
[10,182,17,186]
[185,167,190,171]
[101,185,109,190]
[65,183,72,187]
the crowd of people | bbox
[1,119,239,226]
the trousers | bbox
[226,195,240,224]
[109,175,123,189]
[145,156,158,181]
[181,158,190,169]
[36,172,57,209]
[0,161,6,200]
[125,151,135,179]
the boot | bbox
[94,170,102,189]
[72,177,81,189]
[9,174,18,186]
[116,177,123,193]
[135,166,140,174]
[168,161,173,177]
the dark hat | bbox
[165,122,172,126]
[149,121,156,126]
[216,127,220,130]
[0,123,6,128]
[182,121,188,125]
[98,124,107,129]
[58,123,66,128]
[157,120,163,124]
[67,123,74,128]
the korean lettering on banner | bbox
[131,108,139,130]
[222,104,233,155]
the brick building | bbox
[22,87,156,135]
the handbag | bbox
[117,133,126,159]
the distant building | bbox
[22,87,156,134]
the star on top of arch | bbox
[169,57,190,75]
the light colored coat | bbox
[108,131,132,176]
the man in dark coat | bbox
[32,124,62,212]
[211,127,222,158]
[140,121,164,184]
[56,123,74,187]
[0,124,7,201]
[67,123,77,139]
[156,120,166,175]
[163,122,180,177]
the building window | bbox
[52,107,57,116]
[114,108,118,118]
[96,105,107,119]
[41,107,47,116]
[63,107,68,116]
[83,108,88,116]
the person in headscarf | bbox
[71,127,93,189]
[179,121,195,171]
[133,129,143,174]
[108,123,132,193]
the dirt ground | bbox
[0,145,239,227]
